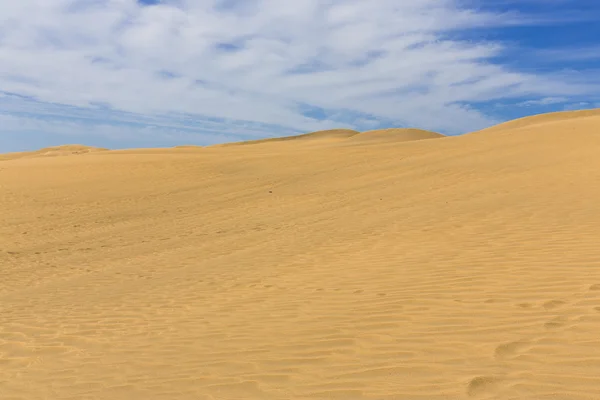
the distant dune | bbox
[291,128,361,140]
[2,109,600,399]
[0,144,107,161]
[211,127,444,148]
[213,128,360,147]
[473,108,600,134]
[172,145,204,149]
[349,128,444,143]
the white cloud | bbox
[562,101,600,111]
[517,97,568,107]
[0,0,598,146]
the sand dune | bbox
[173,145,204,149]
[473,108,600,134]
[0,144,107,161]
[2,109,600,399]
[211,128,444,148]
[213,129,360,147]
[348,128,443,143]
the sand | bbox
[0,145,108,161]
[213,129,362,147]
[2,110,600,399]
[348,128,443,144]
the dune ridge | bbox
[2,109,600,399]
[473,108,600,134]
[211,127,445,148]
[0,144,107,161]
[349,128,444,143]
[212,129,361,147]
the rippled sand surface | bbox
[2,110,600,399]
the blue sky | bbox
[1,0,599,152]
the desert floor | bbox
[2,110,600,399]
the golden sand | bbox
[2,110,600,399]
[0,145,108,161]
[349,128,443,143]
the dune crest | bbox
[210,127,444,148]
[0,144,107,161]
[213,129,360,147]
[173,145,204,149]
[473,108,600,134]
[349,128,444,143]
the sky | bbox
[1,0,600,152]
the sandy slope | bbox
[2,110,600,400]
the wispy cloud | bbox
[0,0,599,151]
[516,97,568,107]
[535,46,600,62]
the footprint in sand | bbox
[543,300,567,310]
[467,376,502,398]
[484,298,507,304]
[516,302,534,309]
[494,341,531,360]
[544,316,569,330]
